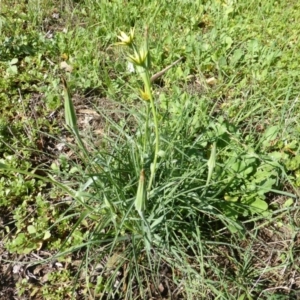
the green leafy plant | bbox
[116,27,160,193]
[48,26,290,298]
[1,0,300,298]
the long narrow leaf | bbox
[61,76,78,135]
[135,169,147,218]
[61,76,89,158]
[206,142,216,186]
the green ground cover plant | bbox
[1,0,300,299]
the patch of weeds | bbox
[42,27,295,299]
[17,269,78,300]
[5,187,87,254]
[1,0,300,299]
[0,118,10,149]
[0,1,61,111]
[0,154,40,206]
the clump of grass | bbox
[2,0,300,298]
[54,26,293,299]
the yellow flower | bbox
[140,88,150,101]
[116,28,134,46]
[127,48,148,66]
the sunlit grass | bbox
[1,0,300,299]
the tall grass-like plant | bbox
[117,27,160,220]
[56,27,287,298]
[1,0,300,298]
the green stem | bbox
[142,70,159,191]
[126,28,159,190]
[147,93,159,191]
[143,103,150,165]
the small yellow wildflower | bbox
[116,28,134,46]
[127,48,148,66]
[140,88,150,101]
